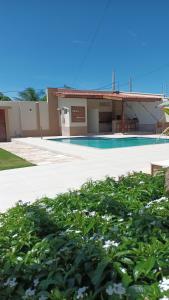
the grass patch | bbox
[0,148,34,170]
[0,172,169,299]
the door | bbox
[0,109,7,142]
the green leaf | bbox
[133,257,155,280]
[90,258,111,287]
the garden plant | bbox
[0,172,169,299]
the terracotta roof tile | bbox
[53,88,163,102]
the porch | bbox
[87,97,160,134]
[54,88,164,136]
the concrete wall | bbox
[125,101,163,131]
[20,102,37,131]
[58,97,87,135]
[0,93,165,139]
[0,100,50,138]
[87,109,99,133]
[39,102,49,130]
[0,102,21,137]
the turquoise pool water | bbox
[48,137,169,149]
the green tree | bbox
[0,92,11,101]
[16,87,46,101]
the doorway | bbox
[87,109,99,134]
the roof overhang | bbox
[53,88,163,102]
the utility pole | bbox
[129,77,132,92]
[112,71,116,92]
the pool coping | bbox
[14,134,169,161]
[46,135,169,150]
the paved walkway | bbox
[0,136,169,212]
[0,140,75,165]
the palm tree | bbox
[16,87,46,101]
[0,92,11,101]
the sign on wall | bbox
[71,106,85,122]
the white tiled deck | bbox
[0,134,169,212]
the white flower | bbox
[106,283,126,296]
[17,256,23,261]
[103,240,119,250]
[106,285,114,295]
[4,277,17,287]
[39,203,47,208]
[113,283,126,295]
[25,288,36,297]
[102,215,112,221]
[89,211,96,217]
[39,295,48,300]
[46,207,53,213]
[33,278,39,286]
[73,209,78,213]
[159,277,169,291]
[77,286,88,299]
[121,268,126,273]
[145,197,168,208]
[66,229,74,233]
[75,230,81,234]
[160,297,169,300]
[12,233,18,238]
[139,181,144,184]
[82,209,89,213]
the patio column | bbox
[121,100,125,133]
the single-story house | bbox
[0,88,168,141]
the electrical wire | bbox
[91,62,169,91]
[72,0,111,86]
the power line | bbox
[72,0,111,86]
[2,61,169,96]
[92,61,169,91]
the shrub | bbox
[0,172,168,299]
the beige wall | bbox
[58,97,87,127]
[0,100,51,138]
[0,90,165,139]
[99,100,112,112]
[39,102,49,130]
[20,102,37,130]
[125,101,163,124]
[58,97,87,136]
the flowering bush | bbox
[0,172,169,299]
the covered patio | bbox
[55,89,164,135]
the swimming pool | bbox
[48,137,169,149]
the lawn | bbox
[0,172,169,299]
[0,148,34,170]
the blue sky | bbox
[1,0,169,98]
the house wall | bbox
[0,100,51,138]
[87,109,99,133]
[0,92,165,139]
[0,102,21,137]
[39,102,49,130]
[125,101,163,131]
[58,97,87,136]
[20,102,37,131]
